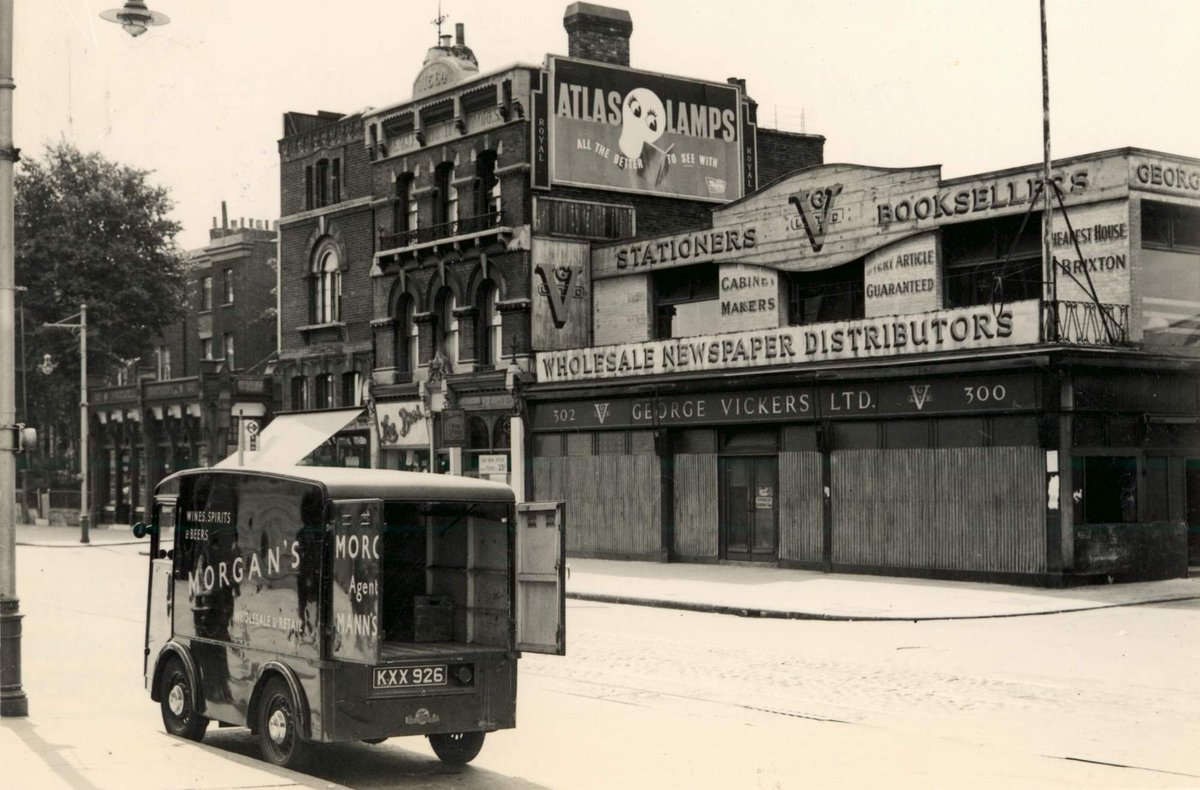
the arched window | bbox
[433,286,459,367]
[433,162,457,227]
[475,280,502,366]
[393,294,417,374]
[474,151,500,218]
[312,245,341,324]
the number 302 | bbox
[552,408,576,423]
[963,384,1006,403]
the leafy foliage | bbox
[15,143,187,460]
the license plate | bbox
[373,664,447,689]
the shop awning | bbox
[215,408,365,469]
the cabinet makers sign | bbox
[550,57,744,202]
[536,301,1039,383]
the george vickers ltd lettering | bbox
[538,304,1024,382]
[615,227,757,269]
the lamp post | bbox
[44,306,89,544]
[0,0,26,719]
[1,0,169,719]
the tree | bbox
[15,143,187,481]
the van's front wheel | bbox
[428,731,485,765]
[159,658,208,741]
[258,677,310,769]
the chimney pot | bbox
[456,22,465,46]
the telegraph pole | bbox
[1040,0,1057,341]
[0,0,28,718]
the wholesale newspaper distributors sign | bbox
[550,56,745,202]
[536,301,1040,383]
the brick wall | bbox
[755,128,826,186]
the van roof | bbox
[158,465,516,503]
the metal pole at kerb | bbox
[79,304,89,544]
[1040,0,1056,342]
[0,0,30,718]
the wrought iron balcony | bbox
[379,210,504,253]
[1044,300,1128,345]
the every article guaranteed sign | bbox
[536,301,1039,383]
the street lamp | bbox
[2,0,168,720]
[44,306,89,545]
[100,0,170,38]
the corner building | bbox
[273,5,822,482]
[530,151,1200,585]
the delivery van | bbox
[134,465,565,768]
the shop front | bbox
[526,149,1200,584]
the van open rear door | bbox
[514,501,566,655]
[329,499,383,664]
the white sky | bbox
[12,0,1200,251]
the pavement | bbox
[5,522,1200,790]
[17,521,1200,621]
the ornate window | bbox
[311,244,342,324]
[393,294,418,374]
[433,162,457,226]
[476,280,502,366]
[433,286,459,368]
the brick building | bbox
[270,3,824,483]
[89,209,277,524]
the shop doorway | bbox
[719,456,778,562]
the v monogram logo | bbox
[908,384,933,411]
[535,264,572,329]
[789,183,844,253]
[594,403,611,424]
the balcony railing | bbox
[379,210,504,252]
[1044,300,1128,345]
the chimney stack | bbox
[456,22,465,46]
[563,3,632,67]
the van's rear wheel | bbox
[258,677,310,769]
[428,731,485,765]
[159,657,208,741]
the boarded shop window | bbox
[566,432,594,456]
[677,429,718,454]
[1073,416,1107,447]
[935,418,986,448]
[1107,416,1142,447]
[1074,455,1138,524]
[533,433,563,458]
[720,428,779,454]
[1144,456,1171,522]
[990,416,1039,447]
[943,214,1042,308]
[652,263,719,340]
[629,430,656,455]
[596,432,627,455]
[830,421,879,450]
[787,260,864,325]
[781,424,818,452]
[887,420,932,449]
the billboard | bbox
[550,57,743,202]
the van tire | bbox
[160,657,208,742]
[258,677,310,769]
[428,731,485,765]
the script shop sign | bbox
[536,301,1039,383]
